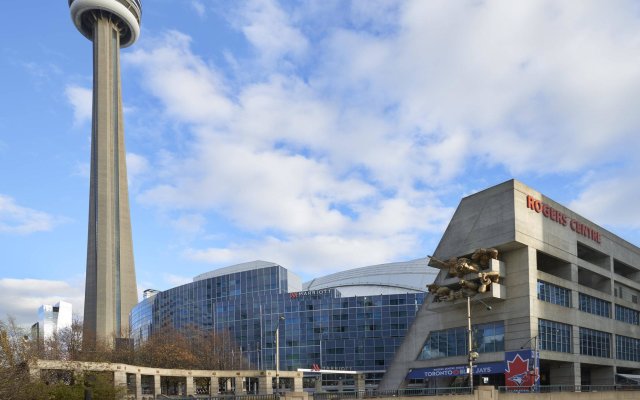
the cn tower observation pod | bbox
[69,0,142,47]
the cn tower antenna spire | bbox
[68,0,142,348]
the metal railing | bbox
[498,385,640,393]
[154,395,278,400]
[134,384,640,399]
[313,387,473,399]
[153,388,474,400]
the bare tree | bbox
[0,316,41,400]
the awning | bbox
[617,374,640,384]
[407,362,506,379]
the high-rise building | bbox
[68,0,141,346]
[31,301,73,343]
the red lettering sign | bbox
[525,195,600,244]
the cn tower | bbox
[68,0,141,347]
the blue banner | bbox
[407,361,506,379]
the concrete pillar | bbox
[225,377,232,392]
[293,375,303,392]
[113,371,126,387]
[259,376,273,394]
[211,377,219,394]
[154,375,162,397]
[475,385,496,400]
[550,362,580,386]
[315,377,323,392]
[355,373,365,392]
[186,376,194,396]
[237,377,246,393]
[30,366,40,382]
[135,373,142,399]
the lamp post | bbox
[275,315,285,395]
[467,296,475,392]
[520,335,539,390]
[466,296,492,392]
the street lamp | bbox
[520,335,540,390]
[275,315,285,395]
[467,296,492,392]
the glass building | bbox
[31,300,73,343]
[130,259,436,387]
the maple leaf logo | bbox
[505,354,532,387]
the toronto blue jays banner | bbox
[504,349,539,391]
[406,361,506,380]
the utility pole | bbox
[275,315,285,395]
[467,296,474,392]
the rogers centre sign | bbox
[526,195,601,244]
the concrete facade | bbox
[381,180,640,389]
[68,0,141,346]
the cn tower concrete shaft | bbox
[69,0,142,348]
[84,16,138,347]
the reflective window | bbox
[615,304,640,325]
[537,280,571,307]
[417,321,504,360]
[616,335,640,362]
[579,327,611,358]
[130,264,426,374]
[538,319,571,353]
[578,293,611,318]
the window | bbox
[475,322,505,353]
[616,335,640,362]
[537,280,571,307]
[579,327,611,358]
[578,293,611,318]
[538,319,571,353]
[417,321,504,360]
[615,304,639,325]
[417,326,467,360]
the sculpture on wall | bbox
[427,248,500,301]
[471,248,499,268]
[429,257,480,278]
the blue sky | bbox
[2,0,640,324]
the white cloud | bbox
[569,171,640,229]
[0,195,59,235]
[235,0,309,67]
[163,273,192,287]
[126,152,150,188]
[170,213,206,234]
[120,0,640,271]
[184,233,422,278]
[124,31,235,126]
[0,278,84,326]
[65,85,92,126]
[191,0,205,18]
[317,0,640,176]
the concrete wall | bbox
[381,180,640,390]
[30,359,303,397]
